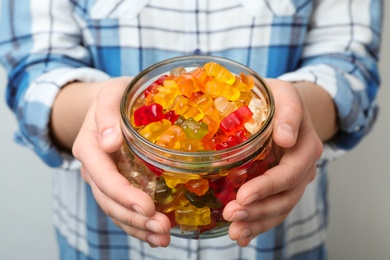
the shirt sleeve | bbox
[0,0,110,169]
[278,0,382,153]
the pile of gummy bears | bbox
[118,62,274,237]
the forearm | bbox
[293,81,338,142]
[51,81,106,150]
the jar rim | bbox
[120,55,275,157]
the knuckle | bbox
[316,139,324,158]
[281,197,297,216]
[112,218,120,227]
[72,143,81,159]
[99,199,113,217]
[263,174,277,195]
[308,167,317,183]
[80,167,89,183]
[286,168,300,188]
[256,206,267,220]
[123,211,136,227]
[288,101,303,116]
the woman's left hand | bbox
[223,79,323,247]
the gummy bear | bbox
[175,203,211,226]
[232,72,254,92]
[215,135,239,150]
[185,179,209,196]
[155,177,174,205]
[138,119,172,143]
[153,79,179,109]
[170,66,186,76]
[133,103,164,127]
[226,167,248,188]
[244,97,268,134]
[175,116,209,140]
[163,110,180,125]
[195,94,216,115]
[162,171,201,189]
[144,75,168,98]
[190,67,210,92]
[175,74,196,98]
[213,96,237,117]
[170,95,204,122]
[179,139,205,152]
[118,145,158,198]
[209,177,236,206]
[203,62,236,85]
[185,189,223,209]
[234,91,254,107]
[155,125,186,149]
[189,91,203,103]
[246,147,276,181]
[205,81,240,101]
[219,105,254,136]
[155,178,188,213]
[201,113,221,141]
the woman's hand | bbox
[71,77,171,247]
[223,79,325,247]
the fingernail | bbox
[230,210,248,221]
[101,128,118,148]
[240,228,252,239]
[277,123,294,143]
[146,220,164,233]
[148,242,158,248]
[132,205,146,215]
[147,234,161,247]
[243,194,258,206]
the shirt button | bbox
[193,49,202,55]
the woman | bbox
[0,0,382,259]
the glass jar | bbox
[118,55,275,239]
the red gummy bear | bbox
[209,177,236,206]
[163,110,180,125]
[219,105,253,136]
[133,103,164,126]
[144,75,168,97]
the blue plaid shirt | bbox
[0,0,382,259]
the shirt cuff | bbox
[278,64,340,103]
[277,64,347,161]
[16,67,110,170]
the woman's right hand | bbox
[72,77,171,247]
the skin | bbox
[51,76,337,247]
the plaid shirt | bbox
[0,0,382,259]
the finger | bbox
[235,151,312,207]
[266,79,303,148]
[235,112,321,206]
[87,149,156,217]
[229,213,288,247]
[80,165,90,183]
[74,103,156,217]
[80,153,171,247]
[224,163,316,222]
[87,171,171,234]
[90,181,171,247]
[95,77,132,153]
[114,220,171,247]
[229,174,313,248]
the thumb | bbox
[266,79,303,148]
[100,127,121,152]
[95,77,132,153]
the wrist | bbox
[51,80,107,150]
[291,81,338,142]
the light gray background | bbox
[0,4,389,260]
